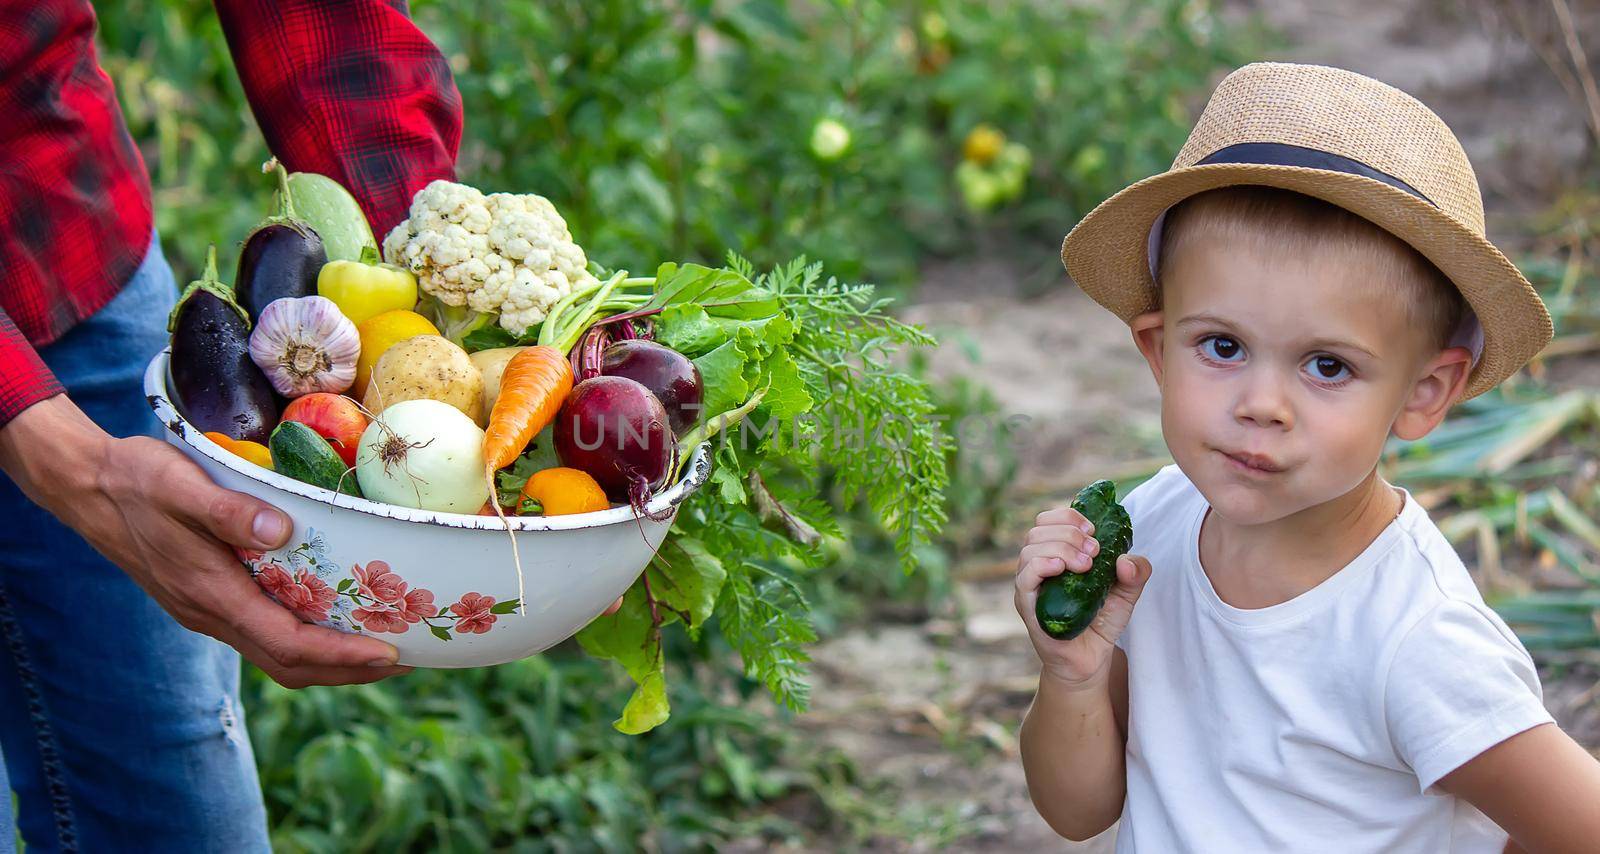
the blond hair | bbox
[1154,186,1465,351]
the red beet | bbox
[554,376,675,509]
[600,340,702,435]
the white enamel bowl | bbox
[144,348,709,667]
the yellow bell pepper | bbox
[317,245,418,326]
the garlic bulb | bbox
[248,295,361,397]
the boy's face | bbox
[1131,236,1472,525]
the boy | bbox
[1015,62,1600,852]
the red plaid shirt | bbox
[0,0,462,428]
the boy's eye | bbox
[1305,355,1351,382]
[1201,336,1243,361]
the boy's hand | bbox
[1014,506,1152,690]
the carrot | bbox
[483,345,574,472]
[481,345,574,616]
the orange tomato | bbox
[518,467,610,516]
[230,440,274,470]
[203,431,273,470]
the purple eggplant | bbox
[167,246,280,443]
[234,159,326,322]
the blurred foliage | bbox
[100,0,1253,289]
[97,0,1252,848]
[244,650,867,852]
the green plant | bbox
[242,651,858,852]
[101,0,1252,291]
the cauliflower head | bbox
[383,180,599,339]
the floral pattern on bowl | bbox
[235,532,522,641]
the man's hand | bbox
[0,396,410,688]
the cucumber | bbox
[1036,479,1131,640]
[270,420,362,497]
[284,171,376,262]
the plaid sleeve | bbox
[213,0,463,239]
[0,308,64,429]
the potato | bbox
[467,346,529,417]
[363,335,486,425]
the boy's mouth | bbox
[1217,449,1286,475]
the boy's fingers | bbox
[1023,525,1097,552]
[1113,554,1153,596]
[1033,507,1094,536]
[1019,541,1094,573]
[1013,560,1053,620]
[1015,555,1066,593]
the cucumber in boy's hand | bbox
[1035,479,1132,640]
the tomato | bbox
[203,431,273,471]
[963,124,1006,166]
[809,118,852,162]
[280,393,370,467]
[518,467,611,516]
[230,440,274,470]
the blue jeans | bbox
[0,234,270,852]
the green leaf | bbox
[644,263,779,318]
[577,586,671,734]
[613,671,669,735]
[655,304,728,356]
[648,536,727,630]
[429,624,452,641]
[490,598,521,615]
[495,425,560,506]
[336,578,353,593]
[704,287,780,319]
[708,445,747,504]
[576,586,660,682]
[692,338,753,420]
[712,312,793,347]
[754,348,813,420]
[461,324,520,353]
[716,566,816,712]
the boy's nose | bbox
[1232,373,1293,430]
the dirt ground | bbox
[787,3,1600,850]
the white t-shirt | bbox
[1113,465,1552,853]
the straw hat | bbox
[1060,62,1552,400]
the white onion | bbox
[355,399,488,513]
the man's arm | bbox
[1439,723,1600,853]
[213,0,464,236]
[0,310,65,431]
[0,394,413,687]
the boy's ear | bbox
[1392,346,1474,441]
[1130,310,1166,386]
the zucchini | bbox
[1036,479,1131,640]
[285,171,375,263]
[270,421,362,497]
